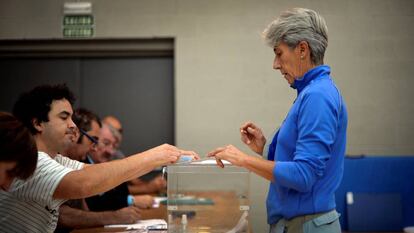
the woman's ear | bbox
[32,118,43,133]
[298,41,309,58]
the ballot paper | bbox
[188,158,231,165]
[176,157,230,165]
[105,219,167,230]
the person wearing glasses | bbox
[0,84,198,233]
[102,115,167,196]
[64,108,101,162]
[88,123,117,163]
[0,112,37,191]
[56,108,142,233]
[85,123,154,212]
[208,8,347,233]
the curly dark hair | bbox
[0,112,38,179]
[12,84,76,135]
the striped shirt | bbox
[0,151,84,233]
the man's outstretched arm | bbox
[54,144,197,199]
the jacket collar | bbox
[291,65,331,94]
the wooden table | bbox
[71,191,250,233]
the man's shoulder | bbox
[55,154,85,170]
[54,154,69,162]
[37,151,53,160]
[38,151,50,157]
[36,151,55,166]
[35,151,76,171]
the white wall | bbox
[1,0,414,231]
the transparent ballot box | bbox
[166,160,250,233]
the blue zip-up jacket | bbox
[266,65,348,224]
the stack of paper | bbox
[105,219,167,230]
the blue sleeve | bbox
[274,90,338,192]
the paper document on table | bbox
[105,219,167,230]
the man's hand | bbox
[114,206,141,224]
[148,175,167,192]
[240,122,266,155]
[127,175,166,195]
[208,145,248,168]
[145,144,199,167]
[54,144,198,200]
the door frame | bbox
[0,38,176,147]
[0,38,173,57]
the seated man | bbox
[103,115,123,134]
[0,112,37,190]
[56,108,142,233]
[64,108,101,162]
[102,115,124,160]
[85,123,154,211]
[0,84,198,232]
[103,115,167,194]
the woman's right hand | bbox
[240,122,266,155]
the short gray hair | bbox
[105,123,122,142]
[263,8,328,65]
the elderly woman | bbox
[209,8,347,233]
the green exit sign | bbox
[63,15,94,38]
[63,28,93,37]
[64,15,93,26]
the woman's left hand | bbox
[207,145,248,168]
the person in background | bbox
[88,123,116,163]
[0,84,198,233]
[56,108,141,233]
[0,112,37,191]
[65,108,101,161]
[103,115,123,134]
[103,115,167,195]
[103,115,124,160]
[85,123,154,211]
[209,8,347,233]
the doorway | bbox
[0,39,175,155]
